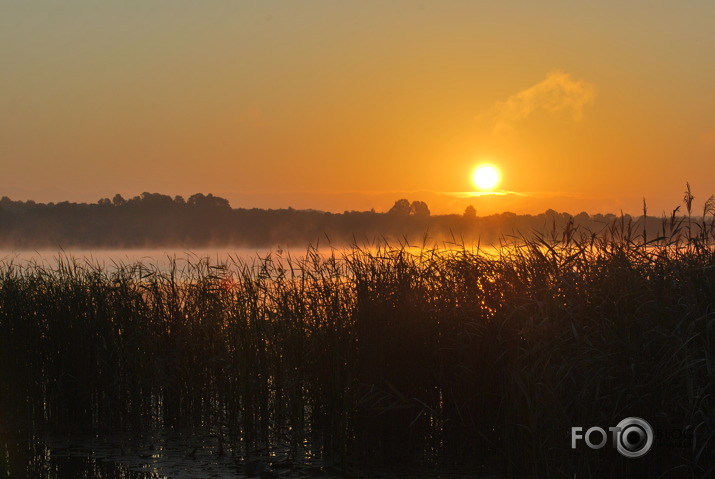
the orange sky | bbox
[2,2,715,215]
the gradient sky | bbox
[2,1,715,215]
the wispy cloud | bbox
[490,70,597,134]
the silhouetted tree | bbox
[464,205,477,218]
[140,192,174,208]
[112,194,126,206]
[188,193,231,210]
[388,199,412,216]
[411,201,430,217]
[575,211,589,223]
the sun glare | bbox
[471,164,501,191]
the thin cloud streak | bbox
[228,188,586,200]
[449,190,528,198]
[446,190,594,199]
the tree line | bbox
[0,192,668,249]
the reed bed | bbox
[2,213,715,477]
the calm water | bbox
[0,243,497,270]
[2,433,496,479]
[0,248,287,269]
[2,430,336,479]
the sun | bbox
[471,164,501,190]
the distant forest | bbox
[0,192,701,249]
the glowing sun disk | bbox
[471,164,501,190]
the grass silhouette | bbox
[2,198,715,477]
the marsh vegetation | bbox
[2,198,715,477]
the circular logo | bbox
[615,417,653,458]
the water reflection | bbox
[2,435,491,478]
[3,439,160,479]
[2,430,334,479]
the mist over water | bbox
[0,248,278,270]
[0,243,501,272]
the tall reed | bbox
[2,208,715,477]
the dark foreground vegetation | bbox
[2,196,715,477]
